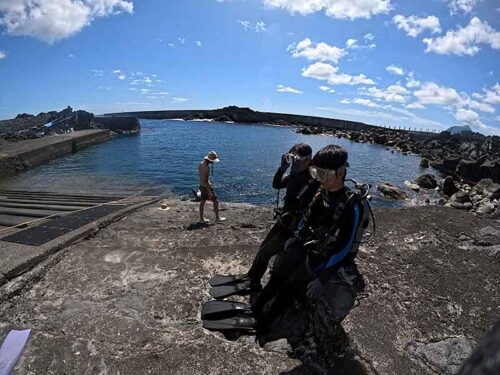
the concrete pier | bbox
[0,130,111,176]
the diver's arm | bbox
[272,168,289,189]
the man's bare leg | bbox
[213,201,226,222]
[199,200,209,223]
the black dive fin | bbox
[209,274,249,287]
[210,280,252,299]
[201,300,252,320]
[202,315,255,331]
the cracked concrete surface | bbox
[0,201,499,374]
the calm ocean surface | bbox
[0,120,439,207]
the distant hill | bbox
[445,125,473,135]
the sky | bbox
[0,0,499,135]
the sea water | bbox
[0,119,438,207]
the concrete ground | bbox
[0,199,498,374]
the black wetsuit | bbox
[254,187,360,330]
[247,167,318,288]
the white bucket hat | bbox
[204,151,220,163]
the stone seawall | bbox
[0,129,111,176]
[104,108,416,133]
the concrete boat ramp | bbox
[0,188,164,289]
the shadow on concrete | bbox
[281,354,369,375]
[185,222,211,231]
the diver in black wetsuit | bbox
[246,143,319,291]
[253,144,364,333]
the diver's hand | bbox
[280,154,290,171]
[306,278,324,300]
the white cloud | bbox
[496,116,500,122]
[339,99,351,104]
[0,0,133,44]
[353,98,381,107]
[392,14,441,37]
[0,50,6,59]
[467,99,495,113]
[386,64,404,75]
[447,0,480,14]
[302,62,375,86]
[177,37,186,44]
[291,38,346,63]
[364,33,375,41]
[68,53,74,58]
[423,17,500,56]
[481,83,500,105]
[238,20,266,32]
[112,69,126,80]
[319,85,335,93]
[405,71,420,88]
[362,83,408,103]
[263,0,392,20]
[168,43,175,48]
[472,83,500,107]
[413,82,464,106]
[256,21,267,32]
[346,39,358,49]
[405,102,425,109]
[91,69,104,77]
[455,108,485,129]
[277,84,303,94]
[196,40,202,47]
[173,97,188,103]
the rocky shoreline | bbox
[0,106,141,143]
[295,126,500,216]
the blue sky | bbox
[0,0,499,134]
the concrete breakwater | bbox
[0,130,111,176]
[104,105,406,133]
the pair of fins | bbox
[202,274,255,334]
[201,300,255,332]
[209,274,252,300]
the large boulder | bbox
[440,176,459,197]
[415,174,437,189]
[420,158,429,168]
[456,159,483,182]
[377,182,408,200]
[450,191,471,204]
[480,160,500,183]
[373,134,387,145]
[475,179,500,200]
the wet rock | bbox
[404,180,420,192]
[406,337,476,375]
[420,158,429,168]
[440,176,459,197]
[377,182,408,200]
[415,174,437,189]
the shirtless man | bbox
[199,151,226,223]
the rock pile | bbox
[296,126,500,184]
